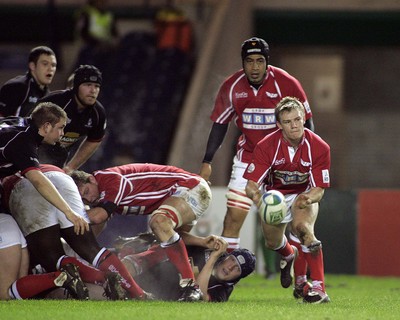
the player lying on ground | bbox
[114,232,256,302]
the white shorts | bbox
[281,193,297,224]
[227,156,249,191]
[0,213,27,249]
[172,178,212,221]
[9,171,90,237]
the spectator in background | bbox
[154,3,193,54]
[0,46,57,117]
[75,0,119,69]
[36,65,106,173]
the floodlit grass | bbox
[1,274,400,320]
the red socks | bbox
[275,238,294,259]
[10,272,61,299]
[59,256,106,284]
[94,248,144,299]
[289,236,308,282]
[304,249,325,291]
[162,238,194,280]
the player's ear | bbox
[88,175,98,185]
[28,61,35,72]
[43,122,51,133]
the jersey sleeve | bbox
[96,172,126,205]
[243,138,273,185]
[3,133,40,173]
[309,137,331,188]
[210,80,236,124]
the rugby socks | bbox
[161,237,194,280]
[275,236,295,259]
[58,255,106,284]
[221,236,240,252]
[133,244,167,269]
[9,272,61,299]
[289,233,309,285]
[93,248,145,299]
[303,247,325,291]
[122,245,167,277]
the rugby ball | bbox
[258,190,287,225]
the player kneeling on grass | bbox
[244,96,331,304]
[115,232,256,302]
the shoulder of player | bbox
[305,129,330,149]
[268,65,300,82]
[221,69,246,86]
[0,75,29,95]
[39,89,71,104]
[258,129,281,145]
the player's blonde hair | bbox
[69,170,92,188]
[275,97,305,123]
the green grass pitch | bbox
[1,274,399,320]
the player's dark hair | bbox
[30,102,67,127]
[275,96,305,123]
[28,46,55,64]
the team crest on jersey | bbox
[99,191,105,201]
[28,96,38,103]
[85,118,93,128]
[235,92,248,99]
[274,158,285,166]
[301,159,311,167]
[266,92,278,98]
[247,163,255,173]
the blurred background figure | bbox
[154,1,194,55]
[74,0,119,70]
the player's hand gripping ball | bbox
[258,190,287,225]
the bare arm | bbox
[25,170,89,235]
[180,232,219,249]
[294,187,325,209]
[196,237,228,301]
[245,179,262,206]
[63,140,101,173]
[86,207,109,225]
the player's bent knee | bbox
[149,205,183,230]
[226,188,253,211]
